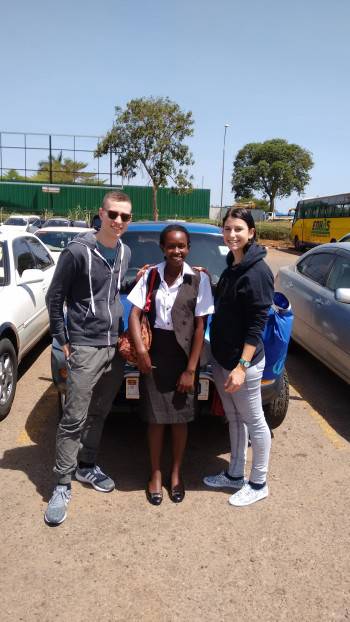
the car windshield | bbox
[4,217,27,226]
[43,219,70,227]
[0,243,5,285]
[36,230,82,251]
[122,230,229,289]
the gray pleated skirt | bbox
[139,328,196,424]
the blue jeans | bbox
[213,358,271,484]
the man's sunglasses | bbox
[105,209,131,223]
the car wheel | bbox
[263,370,289,430]
[0,338,18,421]
[57,392,66,420]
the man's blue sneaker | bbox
[44,485,71,526]
[75,465,115,492]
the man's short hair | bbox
[102,190,132,210]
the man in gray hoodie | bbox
[45,190,132,525]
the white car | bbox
[34,226,93,261]
[0,229,56,419]
[1,214,42,233]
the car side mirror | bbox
[17,268,44,285]
[335,288,350,304]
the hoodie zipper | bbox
[93,247,115,347]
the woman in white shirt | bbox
[128,225,214,505]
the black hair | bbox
[159,224,191,248]
[222,206,257,247]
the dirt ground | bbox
[0,250,349,622]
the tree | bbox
[95,97,194,221]
[32,152,102,185]
[232,139,313,214]
[2,169,25,181]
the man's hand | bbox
[62,343,71,359]
[224,366,246,393]
[135,264,155,283]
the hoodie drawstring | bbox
[87,247,96,316]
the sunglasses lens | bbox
[107,210,131,222]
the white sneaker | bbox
[228,483,268,507]
[203,470,245,489]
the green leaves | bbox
[95,97,194,220]
[232,139,314,212]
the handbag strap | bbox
[143,267,158,313]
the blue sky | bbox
[1,0,349,211]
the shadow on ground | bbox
[286,342,350,442]
[0,380,231,499]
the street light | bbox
[220,123,229,208]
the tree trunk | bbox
[269,195,275,218]
[152,185,158,221]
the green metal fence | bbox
[0,182,210,220]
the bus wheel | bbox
[330,238,336,243]
[294,236,301,250]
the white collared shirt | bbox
[127,261,214,331]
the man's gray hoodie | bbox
[46,231,131,347]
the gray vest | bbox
[148,271,201,358]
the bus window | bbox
[334,204,343,218]
[343,204,350,217]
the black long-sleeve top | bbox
[210,243,274,371]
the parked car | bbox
[0,230,56,419]
[91,214,101,231]
[275,242,350,384]
[34,226,93,261]
[51,222,290,428]
[1,215,42,233]
[42,218,71,228]
[338,233,350,243]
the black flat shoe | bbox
[169,479,185,503]
[146,484,163,506]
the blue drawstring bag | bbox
[262,292,294,380]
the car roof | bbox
[4,214,38,220]
[126,221,221,235]
[0,228,39,241]
[36,226,93,233]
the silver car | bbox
[275,242,350,384]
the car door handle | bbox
[315,298,325,305]
[287,281,294,288]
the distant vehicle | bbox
[71,220,89,228]
[338,232,350,243]
[91,214,101,231]
[42,217,71,228]
[275,242,350,384]
[1,215,42,233]
[35,226,93,260]
[291,193,350,250]
[51,222,290,429]
[0,229,56,419]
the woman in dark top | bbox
[204,207,274,507]
[128,225,214,505]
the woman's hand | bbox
[224,366,246,393]
[177,370,195,393]
[136,350,153,374]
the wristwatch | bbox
[239,358,251,369]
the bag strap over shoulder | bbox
[143,268,158,313]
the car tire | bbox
[57,392,66,420]
[263,370,289,430]
[0,338,18,421]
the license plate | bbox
[125,377,139,399]
[198,378,209,401]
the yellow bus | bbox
[291,193,350,250]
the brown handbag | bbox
[118,268,158,365]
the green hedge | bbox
[255,221,292,241]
